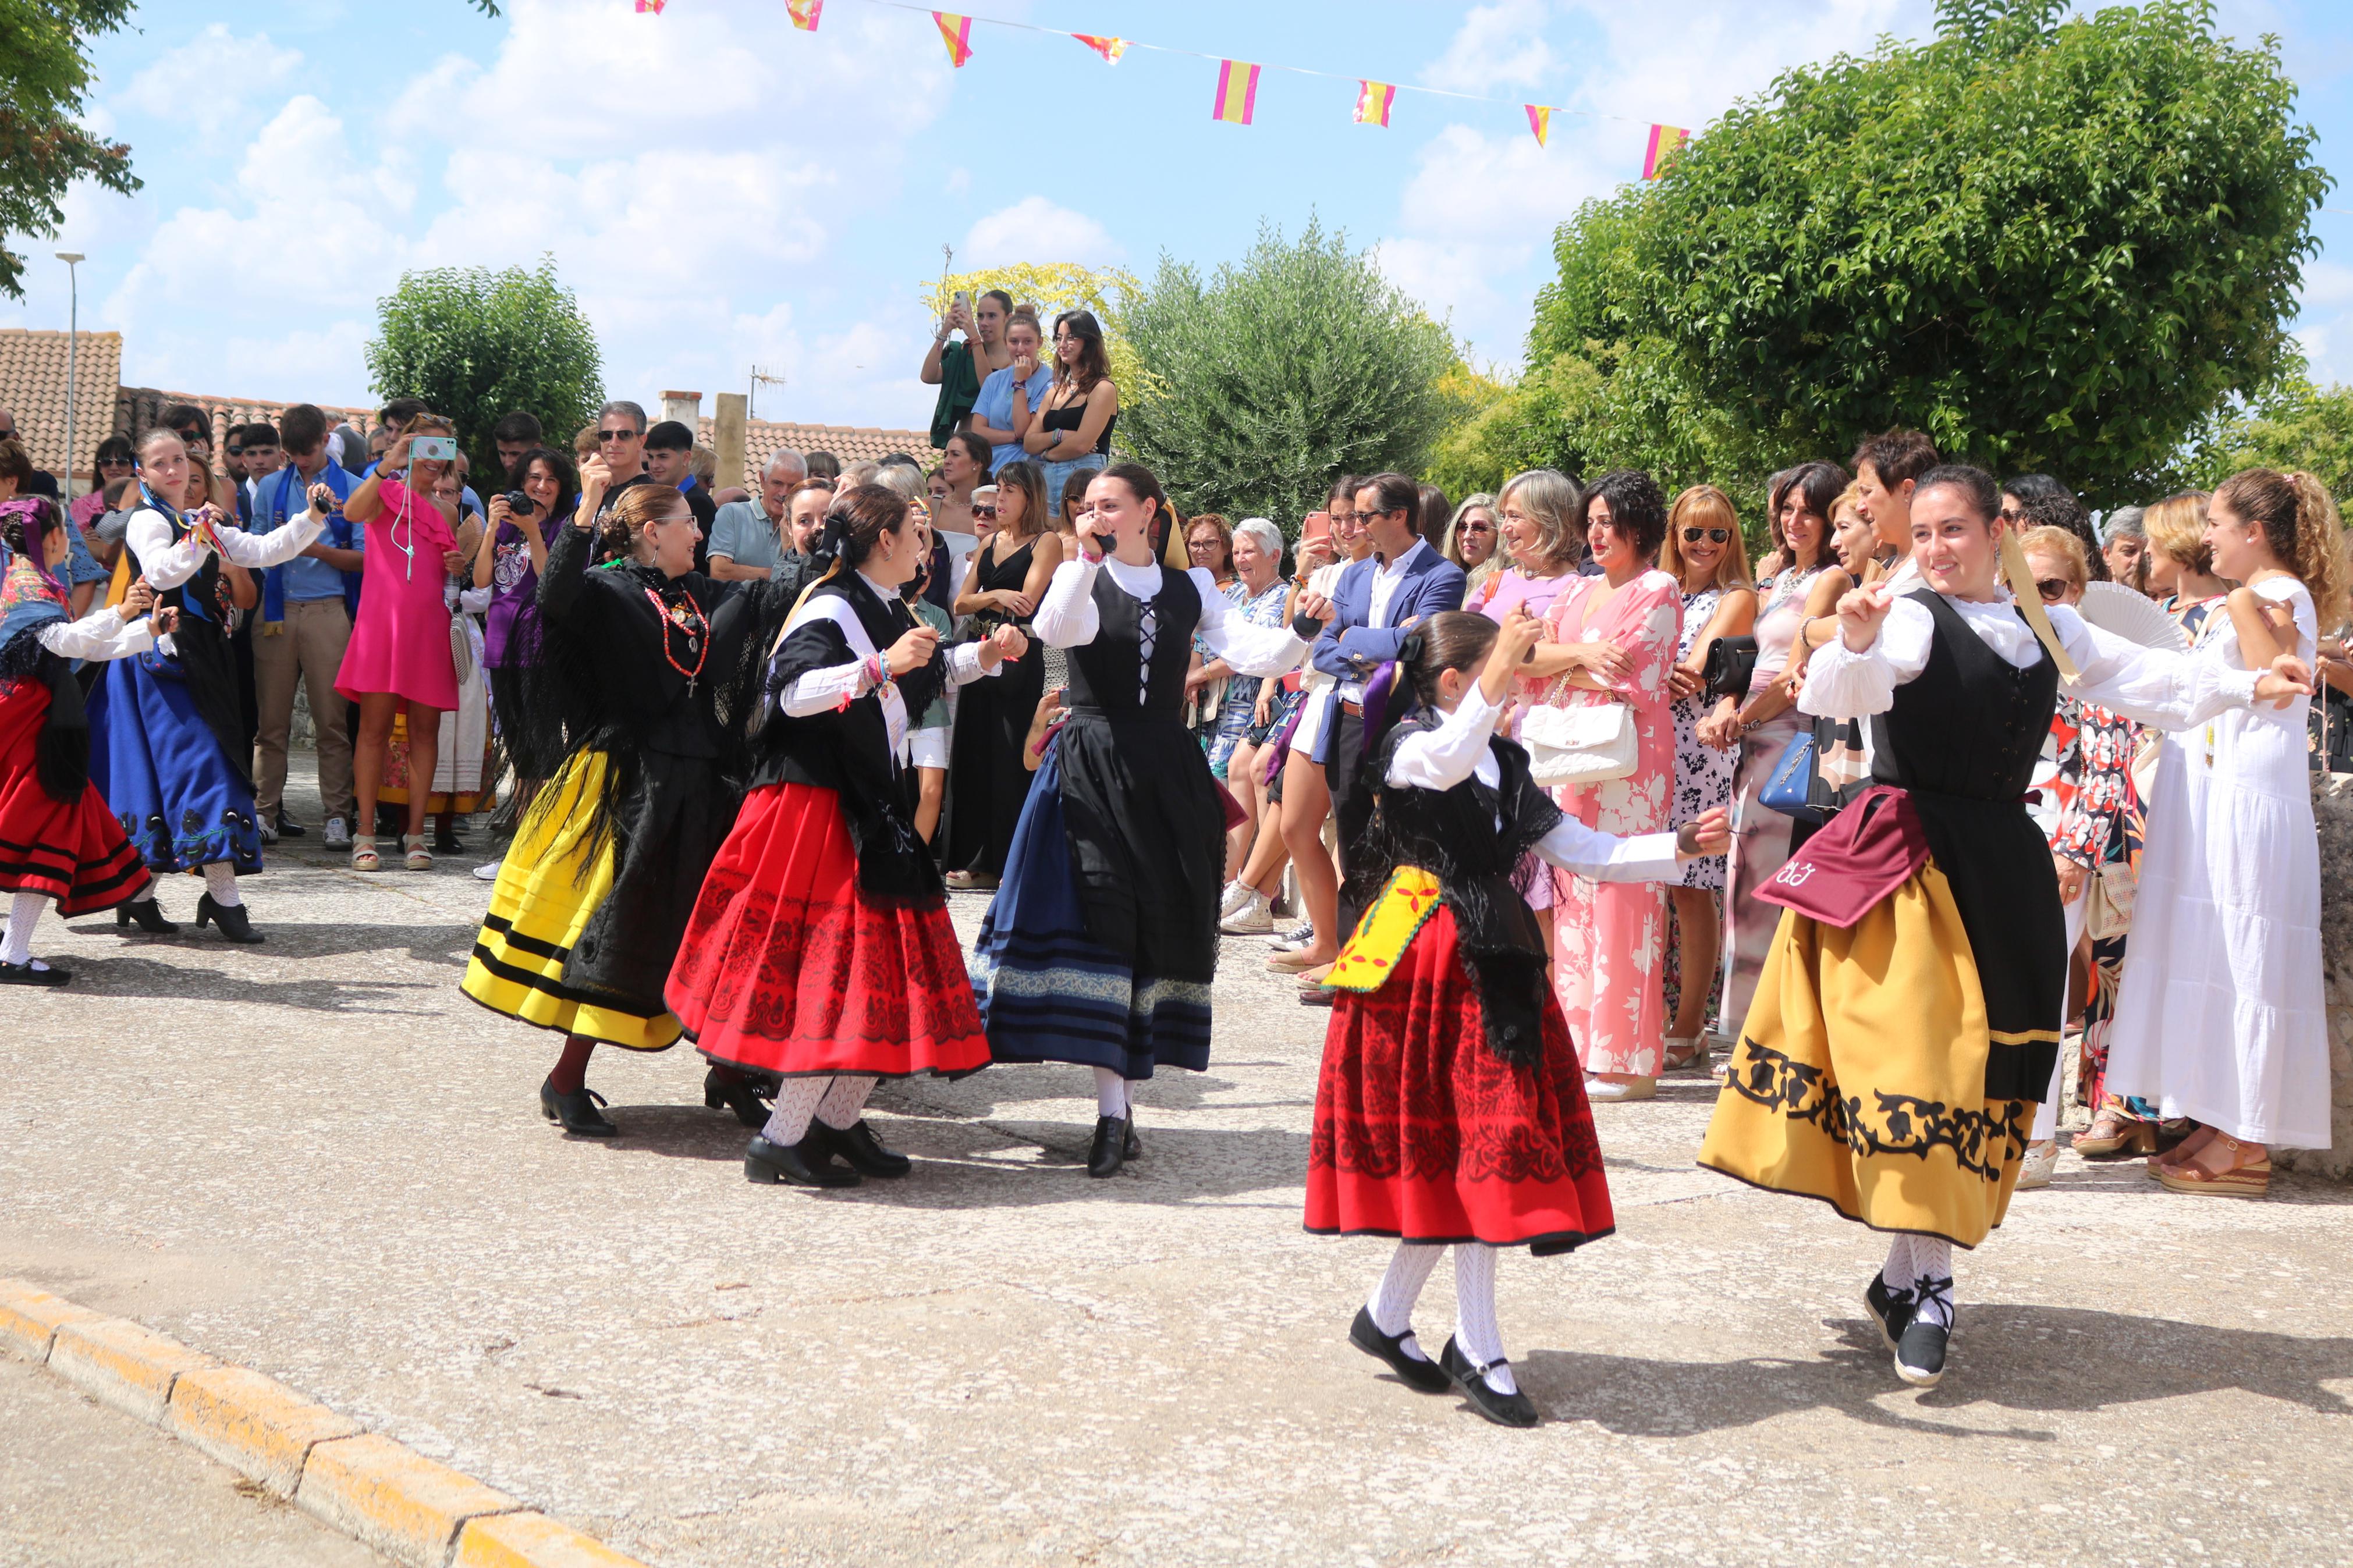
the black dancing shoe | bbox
[194,893,264,943]
[1348,1306,1451,1392]
[115,897,180,934]
[1863,1274,1916,1352]
[1439,1336,1539,1428]
[0,958,71,987]
[1894,1318,1949,1388]
[810,1119,912,1178]
[743,1133,861,1188]
[538,1077,617,1137]
[1087,1114,1132,1179]
[703,1067,771,1129]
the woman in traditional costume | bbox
[0,499,174,982]
[972,463,1307,1177]
[1311,609,1724,1427]
[460,469,787,1136]
[86,429,328,943]
[668,484,1027,1186]
[1698,466,2308,1389]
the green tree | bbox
[1,0,139,298]
[365,256,604,483]
[1528,0,2331,510]
[1121,218,1458,529]
[2188,378,2353,503]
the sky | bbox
[6,0,2353,434]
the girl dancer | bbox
[87,429,328,943]
[1312,610,1726,1427]
[668,484,1027,1186]
[462,472,787,1136]
[0,499,172,982]
[1698,466,2308,1389]
[973,463,1307,1177]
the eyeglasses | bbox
[597,428,638,443]
[2034,577,2072,602]
[1683,527,1732,544]
[971,506,997,520]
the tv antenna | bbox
[748,364,787,420]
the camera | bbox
[503,490,534,515]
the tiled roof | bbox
[0,328,124,481]
[696,415,934,488]
[117,387,378,456]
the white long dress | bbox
[2104,577,2329,1148]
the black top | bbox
[1064,564,1198,720]
[1871,590,2059,802]
[1040,393,1115,457]
[966,535,1038,633]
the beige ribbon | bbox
[1997,525,2079,681]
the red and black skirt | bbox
[0,680,152,915]
[1307,904,1615,1253]
[666,781,991,1080]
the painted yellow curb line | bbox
[0,1278,650,1568]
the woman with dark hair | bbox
[944,458,1060,889]
[973,463,1308,1175]
[667,484,1027,1186]
[72,435,137,532]
[2001,474,2108,583]
[460,470,792,1137]
[1417,483,1452,548]
[1701,464,2304,1385]
[0,497,173,981]
[1520,469,1683,1100]
[470,445,576,880]
[935,429,991,543]
[1016,309,1120,514]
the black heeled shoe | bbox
[116,898,180,935]
[538,1077,617,1137]
[1348,1306,1451,1392]
[194,893,263,943]
[810,1119,911,1178]
[703,1067,771,1129]
[1087,1114,1133,1179]
[1439,1336,1539,1428]
[743,1133,860,1187]
[0,958,71,987]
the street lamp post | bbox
[56,253,84,500]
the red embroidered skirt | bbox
[1306,905,1615,1252]
[0,680,152,916]
[666,781,990,1080]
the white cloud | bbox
[2298,259,2353,311]
[119,24,300,138]
[1422,0,1560,94]
[961,197,1124,269]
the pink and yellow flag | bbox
[1212,59,1260,125]
[1525,104,1552,147]
[1073,34,1128,64]
[1353,80,1396,127]
[634,0,662,12]
[1642,123,1688,179]
[933,12,974,67]
[788,0,823,31]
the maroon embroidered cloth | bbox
[1754,784,1930,929]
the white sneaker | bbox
[1584,1077,1658,1103]
[258,820,280,845]
[322,817,352,851]
[1218,879,1252,918]
[2015,1140,2059,1190]
[473,859,503,882]
[1220,891,1273,934]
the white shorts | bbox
[909,728,950,771]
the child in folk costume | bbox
[666,485,1026,1187]
[0,499,175,982]
[1310,610,1728,1427]
[1699,467,2309,1389]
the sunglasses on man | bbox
[1682,527,1731,544]
[597,428,638,444]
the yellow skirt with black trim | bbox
[1697,860,2044,1248]
[460,751,682,1051]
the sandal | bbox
[350,838,381,872]
[1663,1036,1710,1072]
[404,834,433,872]
[2155,1133,2270,1199]
[2074,1098,2157,1160]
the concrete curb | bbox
[0,1277,651,1568]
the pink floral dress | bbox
[1538,568,1682,1077]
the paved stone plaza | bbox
[2,780,2349,1567]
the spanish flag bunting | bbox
[1642,123,1688,179]
[1073,34,1128,64]
[934,12,974,67]
[1525,104,1552,147]
[788,0,823,31]
[1353,80,1396,127]
[634,0,662,12]
[1212,59,1260,125]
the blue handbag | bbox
[1759,729,1828,824]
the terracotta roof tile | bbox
[0,328,124,481]
[695,415,934,488]
[116,387,378,456]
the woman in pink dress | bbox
[1520,470,1682,1101]
[339,416,465,872]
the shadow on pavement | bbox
[41,951,449,1014]
[63,918,479,967]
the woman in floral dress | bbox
[1521,471,1683,1100]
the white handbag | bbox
[1521,700,1638,785]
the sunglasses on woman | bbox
[2034,577,2072,602]
[971,505,997,520]
[1683,527,1731,544]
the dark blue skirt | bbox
[971,739,1212,1078]
[86,649,263,874]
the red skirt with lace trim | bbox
[0,679,152,915]
[1306,904,1615,1252]
[666,780,990,1079]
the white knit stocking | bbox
[202,861,242,908]
[1367,1242,1443,1356]
[1091,1066,1131,1118]
[814,1075,876,1130]
[3,890,48,966]
[1910,1238,1956,1331]
[1453,1243,1516,1395]
[1880,1233,1915,1296]
[761,1077,829,1147]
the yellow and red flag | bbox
[1642,123,1688,179]
[1212,59,1260,125]
[1073,34,1128,64]
[1525,104,1552,147]
[788,0,823,31]
[933,12,974,67]
[634,0,662,12]
[1353,80,1395,127]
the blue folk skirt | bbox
[86,649,263,874]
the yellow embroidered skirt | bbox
[1698,860,2038,1247]
[460,750,683,1051]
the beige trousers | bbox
[253,598,355,823]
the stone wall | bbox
[2277,771,2353,1178]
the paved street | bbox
[2,774,2350,1567]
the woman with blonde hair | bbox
[1475,471,1582,625]
[2143,490,2231,640]
[1443,493,1501,595]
